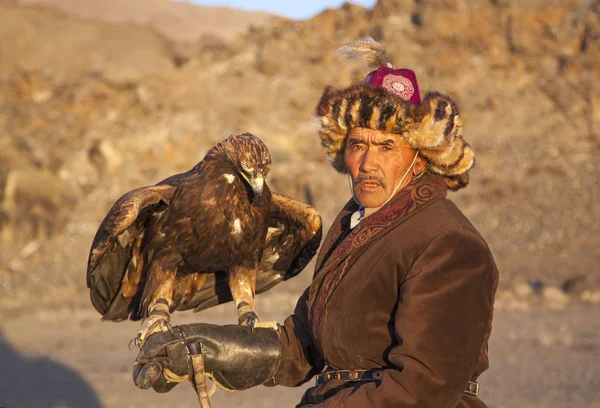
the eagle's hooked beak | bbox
[241,173,264,199]
[249,176,264,199]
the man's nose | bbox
[359,147,379,172]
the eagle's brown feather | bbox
[87,182,177,272]
[87,175,182,319]
[86,134,322,326]
[178,192,323,313]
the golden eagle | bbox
[86,133,322,345]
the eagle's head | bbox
[210,133,272,200]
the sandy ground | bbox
[1,291,599,408]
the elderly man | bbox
[133,39,498,408]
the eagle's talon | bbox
[133,319,171,348]
[239,311,259,329]
[130,333,143,349]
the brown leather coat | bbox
[268,175,499,408]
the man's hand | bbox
[132,323,282,393]
[133,328,192,393]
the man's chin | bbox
[354,191,388,209]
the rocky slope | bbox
[0,0,598,312]
[15,0,278,42]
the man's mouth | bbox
[359,181,381,189]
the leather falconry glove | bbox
[132,323,282,394]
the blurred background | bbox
[0,0,598,407]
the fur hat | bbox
[315,38,474,191]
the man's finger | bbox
[133,357,171,390]
[136,331,182,361]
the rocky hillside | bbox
[0,0,598,312]
[16,0,278,42]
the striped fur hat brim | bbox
[315,84,474,191]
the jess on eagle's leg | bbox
[135,263,273,347]
[228,265,259,327]
[132,254,180,348]
[133,253,274,347]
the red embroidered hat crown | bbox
[314,37,475,191]
[362,66,421,105]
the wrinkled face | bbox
[344,127,423,208]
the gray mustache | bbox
[355,175,385,187]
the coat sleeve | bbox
[318,228,497,408]
[265,287,325,387]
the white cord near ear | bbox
[347,151,420,208]
[380,151,419,207]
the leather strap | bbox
[316,368,479,396]
[315,368,384,385]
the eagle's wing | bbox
[257,193,323,282]
[86,174,182,320]
[177,193,323,313]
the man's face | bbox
[344,127,422,208]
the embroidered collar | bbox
[309,174,448,340]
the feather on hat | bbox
[315,37,474,191]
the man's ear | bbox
[413,154,427,175]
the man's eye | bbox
[381,145,393,151]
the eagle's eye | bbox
[240,163,254,175]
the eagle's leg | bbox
[228,266,258,327]
[133,299,173,348]
[133,262,176,347]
